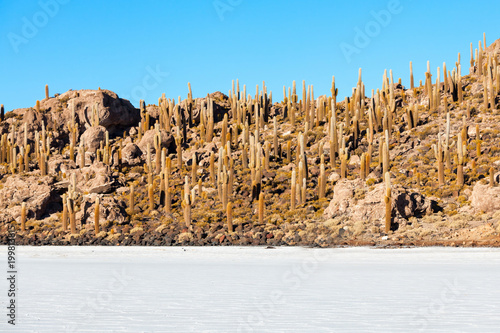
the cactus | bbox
[0,104,4,121]
[129,184,135,215]
[191,153,197,181]
[202,149,213,187]
[45,84,49,100]
[258,192,264,224]
[444,113,452,172]
[242,145,249,168]
[222,170,228,209]
[20,202,27,231]
[433,133,445,186]
[187,82,193,126]
[176,136,182,170]
[264,141,270,170]
[340,149,347,179]
[148,183,154,211]
[24,144,30,172]
[360,153,366,180]
[69,141,75,162]
[182,199,191,229]
[329,107,337,169]
[79,141,85,169]
[62,193,68,232]
[94,197,100,234]
[475,124,481,157]
[227,202,233,232]
[285,140,291,164]
[68,198,76,234]
[301,178,307,205]
[410,61,414,90]
[39,148,47,176]
[319,159,326,199]
[165,187,172,214]
[490,167,496,187]
[273,117,278,158]
[92,103,100,127]
[457,131,465,186]
[384,172,391,233]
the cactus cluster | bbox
[1,34,500,246]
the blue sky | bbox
[1,0,499,111]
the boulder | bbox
[48,156,77,175]
[471,182,500,213]
[80,126,106,153]
[138,129,175,154]
[62,162,117,195]
[0,89,140,150]
[324,179,431,225]
[191,91,231,125]
[0,175,57,221]
[80,163,116,194]
[76,193,129,226]
[50,89,140,133]
[121,143,143,165]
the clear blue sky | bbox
[1,0,499,111]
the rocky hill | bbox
[1,36,499,247]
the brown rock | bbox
[0,175,57,221]
[121,142,143,165]
[138,129,175,154]
[471,182,500,213]
[80,126,106,153]
[324,179,430,223]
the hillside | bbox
[1,35,499,247]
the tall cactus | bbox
[227,202,233,232]
[20,202,27,231]
[94,197,100,234]
[433,133,445,186]
[258,192,264,224]
[457,132,466,186]
[384,172,391,233]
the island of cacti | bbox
[0,34,500,247]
